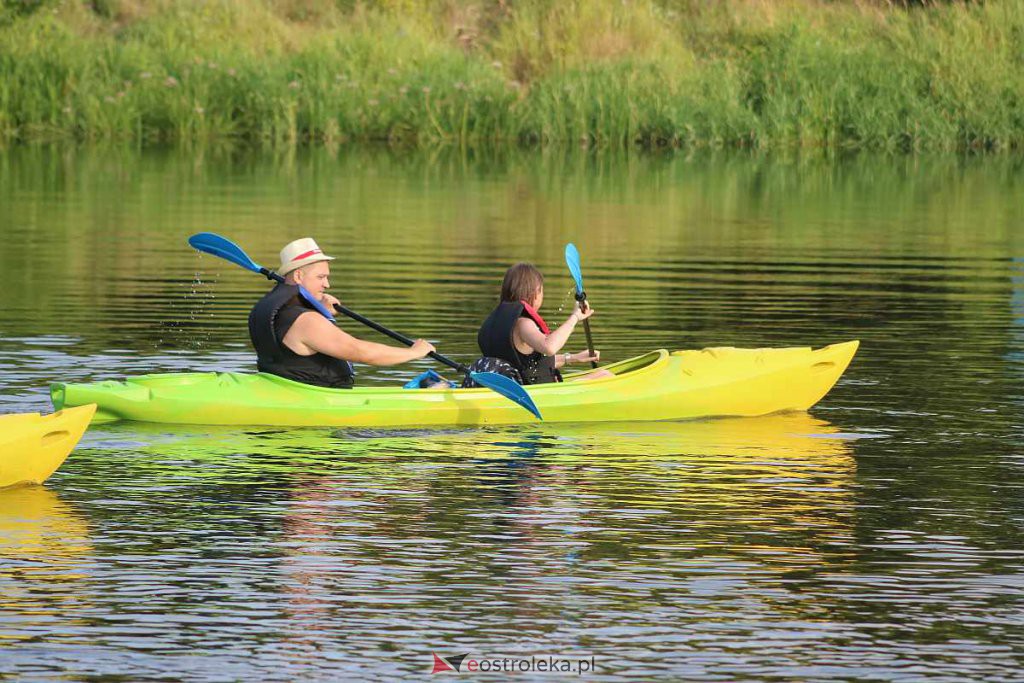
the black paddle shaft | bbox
[259,267,471,375]
[333,304,471,375]
[575,291,599,369]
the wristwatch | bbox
[564,352,571,366]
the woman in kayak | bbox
[248,238,435,388]
[471,262,610,385]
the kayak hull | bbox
[0,404,96,488]
[50,342,858,428]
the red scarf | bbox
[520,300,551,335]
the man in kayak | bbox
[470,262,610,385]
[248,238,435,388]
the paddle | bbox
[564,243,598,369]
[187,232,542,420]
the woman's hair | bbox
[500,262,544,302]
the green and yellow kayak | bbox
[51,341,858,428]
[0,404,96,488]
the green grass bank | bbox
[2,0,1023,150]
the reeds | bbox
[2,0,1022,150]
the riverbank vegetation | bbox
[2,0,1022,150]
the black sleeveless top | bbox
[248,283,355,389]
[477,301,561,385]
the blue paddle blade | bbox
[189,232,263,274]
[470,371,543,420]
[565,243,584,295]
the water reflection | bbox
[0,486,92,643]
[89,413,856,572]
[45,413,857,677]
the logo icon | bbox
[431,653,469,674]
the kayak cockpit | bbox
[561,349,666,383]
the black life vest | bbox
[248,283,355,389]
[477,301,561,385]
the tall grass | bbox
[2,0,1023,150]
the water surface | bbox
[1,146,1023,680]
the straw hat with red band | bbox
[277,237,335,276]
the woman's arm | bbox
[514,303,594,356]
[554,349,601,368]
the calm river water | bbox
[1,145,1023,680]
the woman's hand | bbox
[571,301,595,322]
[571,349,600,364]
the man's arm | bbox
[285,312,434,366]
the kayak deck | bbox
[51,341,858,428]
